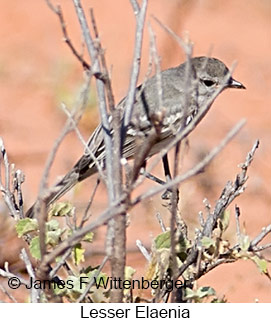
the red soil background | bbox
[0,0,270,302]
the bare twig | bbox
[20,249,35,280]
[34,75,91,220]
[203,140,259,238]
[0,138,20,219]
[136,240,151,261]
[198,258,236,278]
[170,142,181,302]
[235,205,241,240]
[148,24,163,112]
[195,247,203,277]
[251,243,271,252]
[89,7,126,302]
[72,0,113,182]
[61,103,106,182]
[80,178,100,227]
[72,3,125,302]
[45,1,91,70]
[0,283,17,303]
[152,16,189,53]
[156,212,166,232]
[122,0,148,135]
[89,9,115,112]
[76,256,109,303]
[250,224,271,249]
[177,140,260,279]
[20,248,40,303]
[129,0,140,14]
[49,249,72,278]
[0,267,29,286]
[13,170,24,219]
[198,211,205,228]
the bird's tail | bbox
[25,165,97,218]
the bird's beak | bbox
[228,77,246,89]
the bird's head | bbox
[191,56,245,97]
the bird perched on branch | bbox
[26,56,245,218]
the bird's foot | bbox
[161,188,180,201]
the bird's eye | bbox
[201,79,215,87]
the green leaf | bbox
[66,270,108,298]
[45,219,63,246]
[211,296,227,303]
[49,202,74,217]
[252,256,268,274]
[185,286,216,301]
[46,219,60,231]
[125,266,136,281]
[16,218,38,237]
[72,244,85,265]
[185,287,195,299]
[219,210,230,232]
[29,236,41,260]
[67,275,84,295]
[201,236,215,248]
[155,231,171,249]
[145,248,171,282]
[196,286,215,298]
[53,284,67,296]
[46,231,61,246]
[82,232,94,243]
[239,234,250,251]
[88,270,108,287]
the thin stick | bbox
[0,284,17,303]
[45,1,91,70]
[61,103,106,182]
[49,249,72,278]
[156,212,166,232]
[80,178,100,227]
[122,0,148,133]
[73,0,115,203]
[0,268,29,286]
[235,205,241,240]
[20,248,40,303]
[177,140,260,280]
[136,240,151,261]
[76,256,109,303]
[170,142,180,302]
[250,224,271,249]
[129,0,140,14]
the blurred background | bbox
[0,0,270,302]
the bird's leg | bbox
[140,154,178,200]
[161,154,180,201]
[161,154,176,199]
[162,154,171,180]
[143,171,166,186]
[140,160,167,185]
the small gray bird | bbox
[26,56,245,218]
